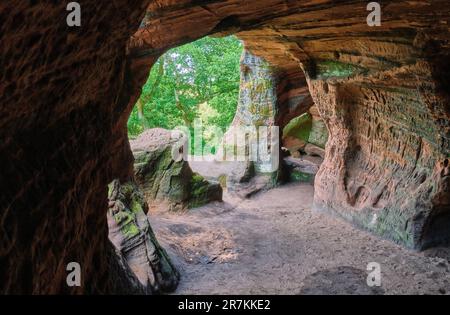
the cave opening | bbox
[2,1,450,295]
[107,8,450,293]
[127,35,243,152]
[109,28,332,293]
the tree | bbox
[137,55,165,128]
[127,36,243,146]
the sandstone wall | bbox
[0,0,151,294]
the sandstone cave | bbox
[0,1,449,295]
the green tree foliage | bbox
[127,36,243,146]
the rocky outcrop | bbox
[107,180,179,293]
[129,0,450,250]
[1,0,450,294]
[220,51,279,173]
[237,2,450,249]
[131,129,222,211]
[215,51,283,194]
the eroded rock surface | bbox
[0,0,151,294]
[217,51,286,195]
[220,51,280,174]
[107,180,179,293]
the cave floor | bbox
[149,182,450,295]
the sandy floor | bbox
[149,182,450,295]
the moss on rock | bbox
[289,170,315,183]
[316,60,363,79]
[283,112,313,142]
[107,179,179,293]
[188,173,223,208]
[131,129,222,211]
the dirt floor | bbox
[149,182,450,295]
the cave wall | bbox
[131,0,450,250]
[0,0,151,294]
[1,0,449,294]
[240,2,450,250]
[241,2,450,249]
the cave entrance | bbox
[108,30,328,294]
[127,35,242,150]
[5,0,449,295]
[125,35,294,208]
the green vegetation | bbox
[113,211,140,238]
[289,170,314,183]
[128,36,243,154]
[283,112,329,149]
[316,60,362,79]
[283,112,313,141]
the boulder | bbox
[131,128,222,211]
[226,161,271,198]
[283,136,307,154]
[304,143,325,159]
[227,160,255,185]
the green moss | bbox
[308,119,329,149]
[372,210,414,248]
[218,174,227,188]
[189,173,208,196]
[120,182,135,198]
[130,198,144,214]
[187,173,220,208]
[316,60,362,79]
[260,105,273,118]
[289,170,314,183]
[249,103,258,114]
[113,212,140,238]
[122,223,140,239]
[107,183,114,198]
[192,173,204,183]
[283,113,313,141]
[133,150,154,165]
[192,183,209,196]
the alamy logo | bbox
[367,2,381,27]
[66,262,81,287]
[366,262,381,287]
[66,2,81,27]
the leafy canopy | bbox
[127,36,243,147]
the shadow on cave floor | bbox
[148,182,450,295]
